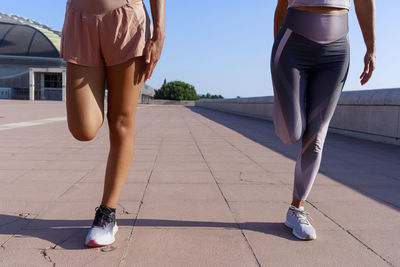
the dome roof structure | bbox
[0,12,61,58]
[141,83,155,97]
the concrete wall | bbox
[144,99,195,106]
[196,96,274,120]
[196,89,400,146]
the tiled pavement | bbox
[0,100,399,266]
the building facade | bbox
[0,12,66,100]
[0,12,154,102]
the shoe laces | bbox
[290,206,312,225]
[92,206,114,228]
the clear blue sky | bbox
[2,0,399,98]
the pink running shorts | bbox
[60,0,151,67]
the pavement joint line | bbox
[1,118,152,250]
[118,114,168,267]
[189,108,293,194]
[307,201,394,266]
[46,226,87,251]
[117,203,131,215]
[39,248,56,266]
[189,107,395,266]
[189,109,290,188]
[0,117,67,131]
[1,105,397,264]
[0,161,102,248]
[0,218,21,228]
[183,110,262,267]
[194,108,396,266]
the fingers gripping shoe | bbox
[285,205,316,240]
[85,205,118,247]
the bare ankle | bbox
[291,198,304,208]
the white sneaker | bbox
[285,205,316,240]
[85,206,119,247]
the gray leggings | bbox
[270,8,350,200]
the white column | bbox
[61,70,66,101]
[29,69,35,101]
[139,84,143,104]
[40,73,45,100]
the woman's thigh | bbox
[304,42,350,142]
[271,33,307,144]
[66,63,106,140]
[106,57,146,136]
[303,63,348,142]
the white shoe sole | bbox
[86,224,119,247]
[284,221,316,241]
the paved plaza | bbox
[0,100,399,266]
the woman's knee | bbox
[279,132,302,145]
[273,108,304,145]
[275,124,303,144]
[68,121,100,141]
[107,113,135,140]
[305,134,326,154]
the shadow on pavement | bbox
[0,215,299,250]
[188,106,400,211]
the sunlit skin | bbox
[144,0,165,81]
[273,0,376,208]
[66,0,165,210]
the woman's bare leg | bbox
[101,57,146,209]
[66,63,106,141]
[291,198,304,208]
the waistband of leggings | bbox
[284,8,348,44]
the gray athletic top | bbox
[288,0,351,9]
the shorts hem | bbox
[106,52,145,67]
[61,52,145,67]
[61,57,105,67]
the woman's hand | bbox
[144,0,165,81]
[354,0,376,85]
[360,50,376,85]
[144,36,164,81]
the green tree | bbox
[199,92,224,99]
[154,81,200,101]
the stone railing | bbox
[195,88,400,145]
[142,99,195,106]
